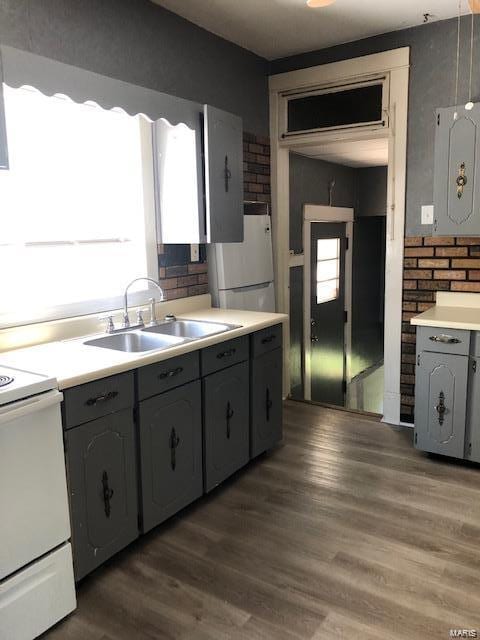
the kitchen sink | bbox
[84,331,184,353]
[142,319,239,339]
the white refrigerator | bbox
[207,209,275,312]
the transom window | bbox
[316,238,340,304]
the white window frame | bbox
[281,74,390,139]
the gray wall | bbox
[289,152,356,253]
[356,167,388,218]
[0,0,268,135]
[273,17,480,235]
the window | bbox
[283,77,388,137]
[0,85,157,327]
[316,238,340,304]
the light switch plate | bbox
[421,205,434,225]
[190,244,199,262]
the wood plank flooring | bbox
[44,400,480,639]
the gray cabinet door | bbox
[0,78,8,170]
[204,105,243,243]
[466,358,480,462]
[65,409,138,581]
[138,381,203,533]
[251,348,283,458]
[434,105,480,236]
[415,352,468,458]
[203,361,249,492]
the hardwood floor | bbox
[45,400,480,639]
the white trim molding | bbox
[269,47,410,426]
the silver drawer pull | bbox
[429,335,461,345]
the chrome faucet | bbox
[123,278,164,329]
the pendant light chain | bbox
[468,10,475,105]
[455,0,462,107]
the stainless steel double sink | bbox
[84,320,240,353]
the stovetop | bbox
[0,366,57,406]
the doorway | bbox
[290,152,388,416]
[269,47,409,424]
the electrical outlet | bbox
[190,244,199,262]
[421,205,434,225]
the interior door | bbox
[310,222,347,406]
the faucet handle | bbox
[99,315,115,334]
[136,309,145,326]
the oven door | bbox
[0,389,71,580]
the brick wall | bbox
[401,236,480,422]
[157,132,271,300]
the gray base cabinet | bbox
[62,324,284,579]
[415,351,468,458]
[203,361,250,492]
[251,348,283,458]
[138,380,203,533]
[65,409,138,581]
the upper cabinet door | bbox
[204,105,244,243]
[153,115,206,244]
[0,66,9,170]
[434,105,480,236]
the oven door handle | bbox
[0,389,63,426]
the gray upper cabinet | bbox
[204,105,244,243]
[65,409,138,581]
[415,351,468,458]
[433,104,480,236]
[0,77,8,170]
[137,381,203,533]
[154,102,244,244]
[203,361,250,492]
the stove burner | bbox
[0,375,14,388]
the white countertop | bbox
[0,308,288,390]
[411,292,480,331]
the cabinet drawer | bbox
[136,352,199,401]
[416,326,471,357]
[201,336,249,376]
[251,324,283,358]
[62,371,134,429]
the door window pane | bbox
[316,238,340,304]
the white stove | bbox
[0,365,57,405]
[0,364,76,640]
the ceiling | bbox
[294,138,389,168]
[152,0,467,60]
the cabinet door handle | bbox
[102,471,114,518]
[217,348,236,360]
[429,335,461,344]
[434,391,447,426]
[266,387,273,421]
[86,391,118,407]
[169,428,181,471]
[226,401,234,439]
[158,367,183,380]
[261,335,276,345]
[224,155,232,193]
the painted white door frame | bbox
[269,47,410,425]
[303,205,353,402]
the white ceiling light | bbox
[307,0,336,7]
